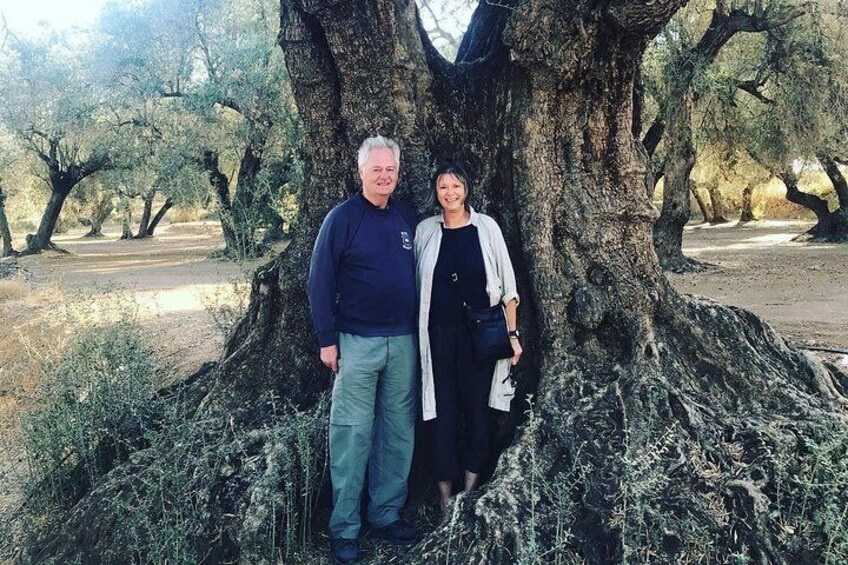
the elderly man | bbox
[308,135,419,564]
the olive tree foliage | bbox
[642,0,822,270]
[0,29,122,253]
[658,0,848,233]
[727,3,848,237]
[97,0,303,258]
[95,108,211,239]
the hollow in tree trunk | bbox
[27,2,848,564]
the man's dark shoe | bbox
[370,518,419,545]
[331,537,359,564]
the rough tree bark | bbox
[27,1,848,564]
[653,4,809,270]
[0,177,17,257]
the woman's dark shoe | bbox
[331,537,359,564]
[370,518,419,545]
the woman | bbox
[415,161,522,511]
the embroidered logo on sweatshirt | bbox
[400,231,413,250]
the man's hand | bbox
[320,345,339,373]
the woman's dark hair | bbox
[431,161,471,212]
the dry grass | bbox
[0,283,70,560]
[0,278,26,302]
[170,205,209,223]
[657,170,840,222]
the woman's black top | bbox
[429,224,489,327]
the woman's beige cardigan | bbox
[415,208,519,421]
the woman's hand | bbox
[510,338,522,366]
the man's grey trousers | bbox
[329,332,417,539]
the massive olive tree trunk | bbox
[27,1,848,563]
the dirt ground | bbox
[6,222,269,374]
[670,219,848,353]
[0,218,846,560]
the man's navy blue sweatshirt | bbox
[308,194,417,348]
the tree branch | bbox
[694,3,811,65]
[605,0,689,36]
[734,79,775,105]
[418,0,461,55]
[642,113,666,157]
[194,9,219,82]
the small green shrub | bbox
[21,319,163,508]
[777,420,848,564]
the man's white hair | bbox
[357,135,400,170]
